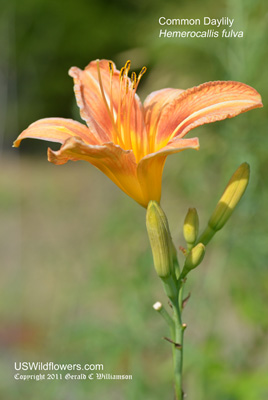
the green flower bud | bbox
[146,201,174,278]
[183,208,199,246]
[209,163,250,231]
[180,243,205,279]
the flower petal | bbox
[69,61,115,143]
[137,137,200,204]
[144,88,184,129]
[154,81,263,149]
[143,88,184,152]
[48,137,147,207]
[69,60,145,150]
[13,118,98,148]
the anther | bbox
[119,67,125,81]
[108,61,114,76]
[131,72,137,88]
[124,60,131,74]
[138,66,147,80]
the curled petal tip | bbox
[12,140,19,148]
[194,138,200,150]
[68,66,80,78]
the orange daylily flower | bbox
[13,60,262,207]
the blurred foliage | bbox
[0,0,268,399]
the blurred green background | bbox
[1,0,268,399]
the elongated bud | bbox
[183,208,199,246]
[209,163,250,231]
[146,201,174,278]
[180,243,205,279]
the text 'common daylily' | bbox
[13,60,262,207]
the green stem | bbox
[197,225,216,245]
[161,275,178,303]
[171,286,184,400]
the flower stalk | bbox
[147,163,250,398]
[147,201,187,399]
[170,289,185,400]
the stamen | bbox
[108,61,114,76]
[119,66,125,81]
[117,67,126,147]
[116,61,148,159]
[96,60,119,144]
[124,61,131,95]
[124,60,131,76]
[124,64,148,160]
[121,61,132,149]
[137,66,147,82]
[131,72,137,89]
[121,61,131,95]
[108,62,115,135]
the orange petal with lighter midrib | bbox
[13,118,100,147]
[154,81,263,149]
